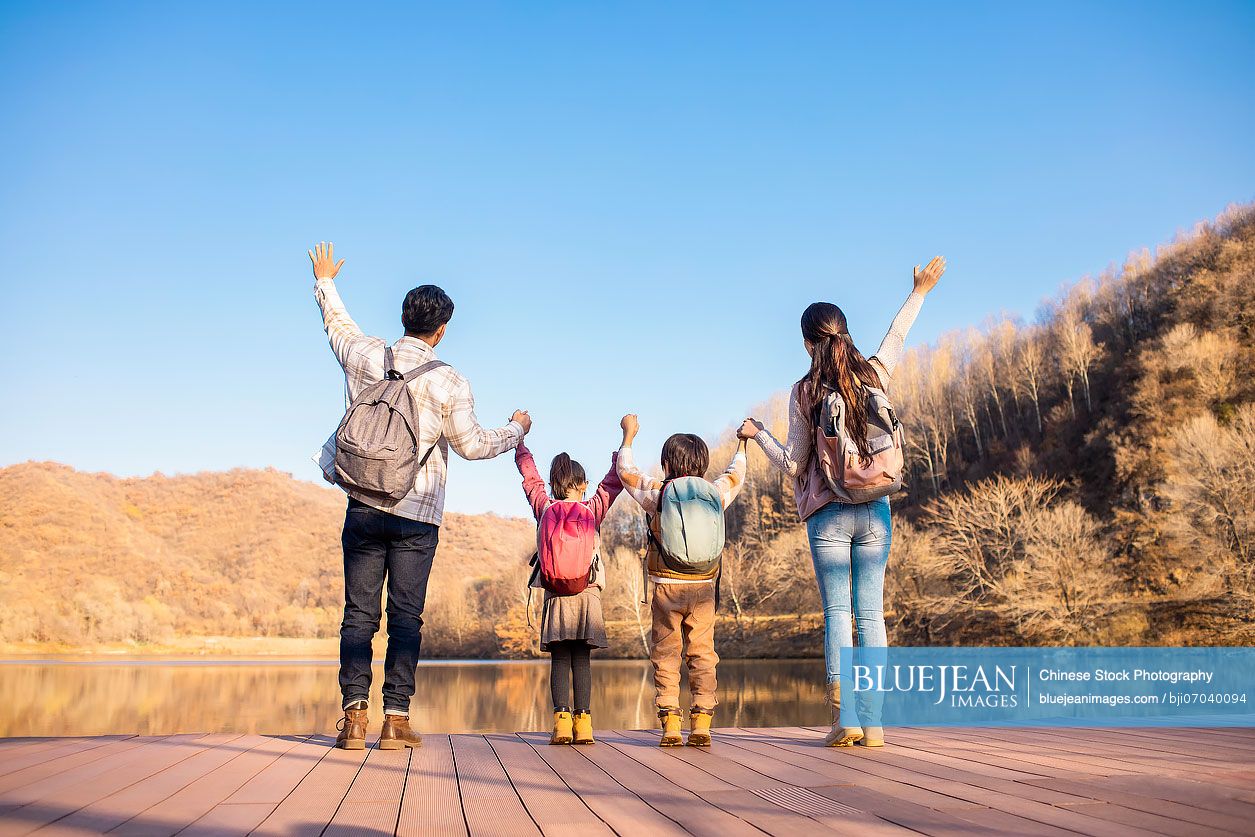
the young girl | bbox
[515,442,622,745]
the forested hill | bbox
[600,202,1255,647]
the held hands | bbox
[308,241,345,281]
[511,410,532,434]
[620,413,639,445]
[912,256,946,295]
[737,418,763,441]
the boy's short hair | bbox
[402,285,454,336]
[661,433,709,479]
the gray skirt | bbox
[539,587,608,651]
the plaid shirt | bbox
[313,277,524,525]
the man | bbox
[309,242,531,750]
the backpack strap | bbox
[384,346,401,380]
[401,359,450,382]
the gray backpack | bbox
[331,346,448,501]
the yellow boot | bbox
[659,708,683,747]
[687,709,713,747]
[550,710,573,745]
[572,711,595,745]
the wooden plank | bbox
[600,731,757,792]
[0,736,208,833]
[613,729,792,791]
[178,802,276,837]
[448,734,540,837]
[0,738,142,794]
[35,735,244,836]
[516,732,688,837]
[882,729,1127,780]
[1018,774,1255,833]
[252,742,370,837]
[395,735,467,837]
[0,739,115,778]
[1099,773,1255,813]
[967,726,1251,773]
[805,785,1010,837]
[716,729,984,813]
[221,735,326,805]
[697,788,849,836]
[727,728,1160,837]
[324,746,410,836]
[0,737,170,811]
[110,735,298,836]
[568,730,764,837]
[486,734,613,836]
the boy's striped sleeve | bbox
[616,446,662,513]
[714,449,748,509]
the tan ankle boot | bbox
[686,709,713,747]
[335,702,368,750]
[859,727,885,747]
[379,714,422,749]
[550,710,574,745]
[572,712,595,745]
[659,708,683,747]
[822,681,863,747]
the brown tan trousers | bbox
[650,581,718,711]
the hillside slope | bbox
[0,463,535,653]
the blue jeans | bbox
[805,497,892,685]
[339,499,439,714]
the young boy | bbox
[616,413,747,746]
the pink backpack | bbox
[536,501,599,596]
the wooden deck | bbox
[1,727,1253,836]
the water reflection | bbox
[0,658,828,736]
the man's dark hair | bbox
[660,433,709,480]
[402,285,454,336]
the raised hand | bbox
[511,410,533,434]
[620,413,639,444]
[737,418,763,440]
[308,241,345,280]
[912,256,946,295]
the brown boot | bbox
[335,701,368,750]
[379,714,423,749]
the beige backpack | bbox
[812,383,906,504]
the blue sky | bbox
[1,1,1252,518]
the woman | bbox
[737,256,945,747]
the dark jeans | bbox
[339,498,438,713]
[549,640,592,713]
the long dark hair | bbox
[549,453,587,499]
[799,302,884,462]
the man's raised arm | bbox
[309,241,371,369]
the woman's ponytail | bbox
[799,303,884,465]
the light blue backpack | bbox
[653,476,726,575]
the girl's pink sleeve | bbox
[589,451,624,524]
[515,443,549,521]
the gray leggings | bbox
[549,640,592,713]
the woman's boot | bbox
[550,709,574,745]
[823,681,863,747]
[572,711,595,745]
[659,708,683,746]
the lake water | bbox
[0,658,829,737]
